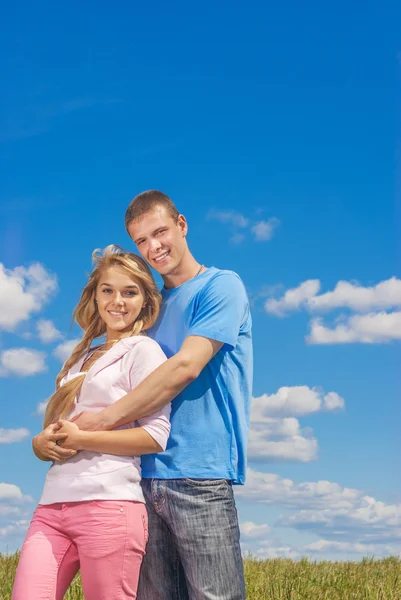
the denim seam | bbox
[118,503,129,600]
[47,538,75,599]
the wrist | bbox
[78,430,93,451]
[96,408,114,431]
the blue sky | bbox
[0,1,399,560]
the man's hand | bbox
[69,411,109,431]
[32,424,78,462]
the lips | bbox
[108,311,127,317]
[153,250,170,263]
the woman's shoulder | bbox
[120,335,166,357]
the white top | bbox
[39,336,170,505]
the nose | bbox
[149,237,162,253]
[112,292,124,306]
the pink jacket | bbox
[39,336,170,505]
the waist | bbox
[40,462,144,504]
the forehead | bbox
[98,266,141,288]
[128,206,176,239]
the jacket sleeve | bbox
[128,337,171,450]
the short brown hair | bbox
[125,190,179,231]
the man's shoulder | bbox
[203,268,246,292]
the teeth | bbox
[109,312,125,316]
[154,251,169,262]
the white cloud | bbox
[265,280,321,316]
[280,497,401,539]
[304,539,399,556]
[37,319,62,343]
[0,506,22,516]
[240,521,270,540]
[245,539,300,560]
[252,386,344,419]
[236,469,401,546]
[53,339,81,362]
[243,536,399,560]
[265,277,401,316]
[0,483,32,503]
[248,419,318,462]
[307,312,401,344]
[236,469,362,511]
[248,387,344,462]
[251,218,280,241]
[0,428,30,444]
[0,520,30,538]
[36,400,48,416]
[0,262,57,331]
[323,392,345,411]
[309,277,401,312]
[0,348,47,377]
[207,209,249,228]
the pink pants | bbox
[12,500,148,600]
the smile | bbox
[108,311,127,317]
[153,251,170,263]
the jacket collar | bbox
[71,336,140,380]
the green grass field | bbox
[1,552,400,599]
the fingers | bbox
[52,432,69,441]
[48,423,61,433]
[53,447,77,459]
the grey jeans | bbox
[137,478,246,600]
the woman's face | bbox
[95,266,146,338]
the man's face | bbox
[128,206,188,276]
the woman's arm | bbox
[57,420,164,456]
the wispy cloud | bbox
[207,209,280,243]
[251,218,280,241]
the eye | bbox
[136,240,145,246]
[156,228,167,236]
[102,288,112,294]
[124,290,138,297]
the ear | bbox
[177,214,188,236]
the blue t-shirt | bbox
[142,267,253,484]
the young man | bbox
[35,190,252,600]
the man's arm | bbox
[72,336,223,431]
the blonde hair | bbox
[43,245,161,428]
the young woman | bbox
[12,245,170,600]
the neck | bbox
[162,252,204,289]
[105,331,131,345]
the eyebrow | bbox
[135,226,167,243]
[100,282,140,289]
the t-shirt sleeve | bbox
[128,338,171,451]
[188,271,249,349]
